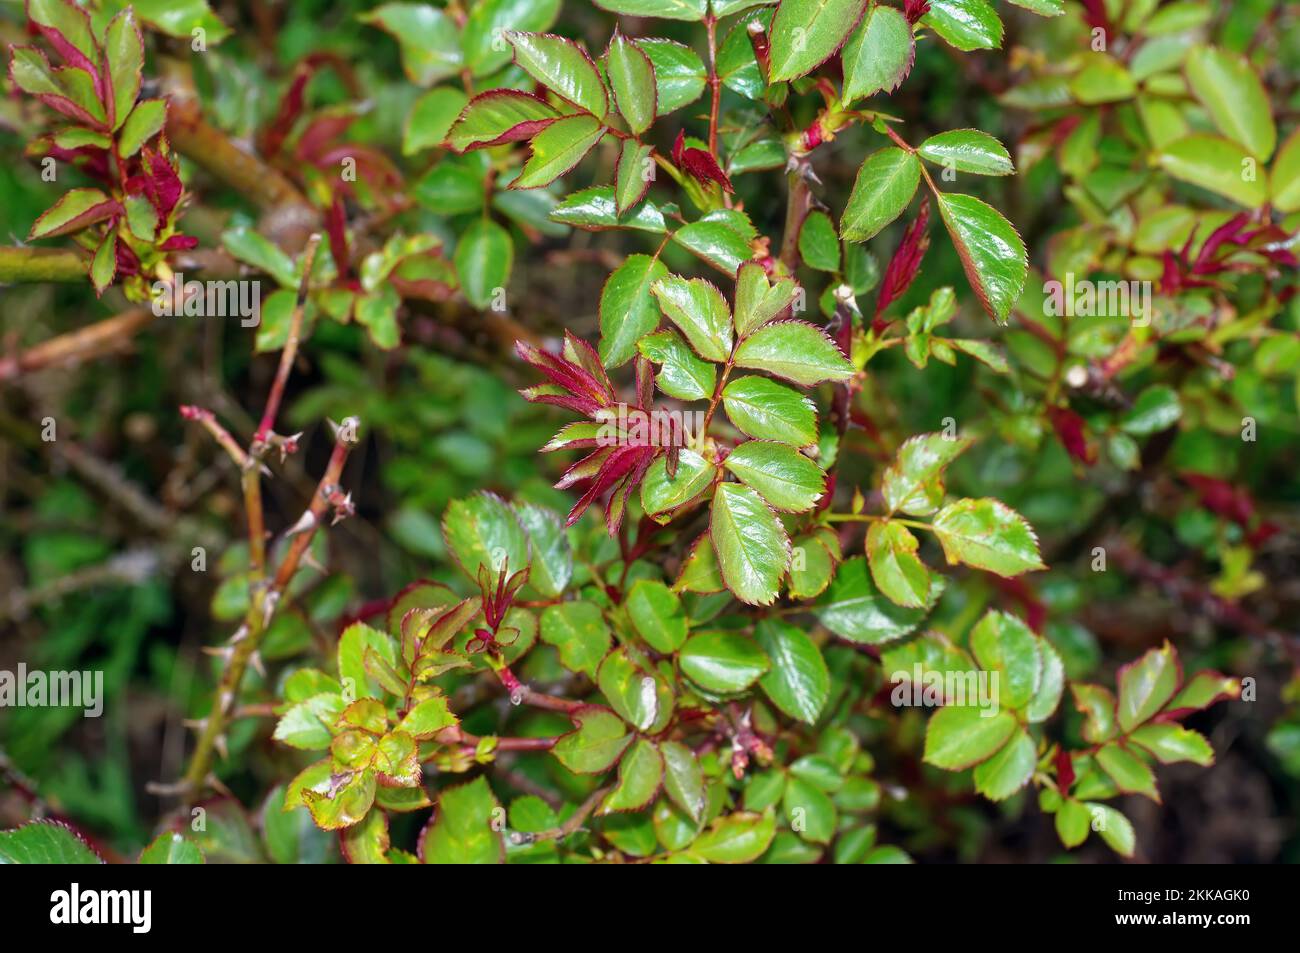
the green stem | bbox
[0,246,87,282]
[825,513,931,532]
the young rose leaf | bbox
[815,556,936,644]
[723,440,825,513]
[733,320,854,387]
[866,521,931,608]
[552,706,632,774]
[514,502,572,598]
[273,692,346,750]
[598,648,674,733]
[840,148,922,243]
[594,0,708,19]
[799,210,841,272]
[448,91,559,152]
[734,262,797,338]
[1166,671,1239,715]
[340,808,390,865]
[638,38,707,116]
[454,217,513,309]
[722,375,818,447]
[671,217,753,275]
[1129,724,1214,766]
[881,432,974,516]
[917,129,1014,176]
[651,274,733,362]
[627,579,689,653]
[614,140,655,214]
[842,3,915,103]
[971,728,1036,801]
[710,482,790,606]
[638,329,716,400]
[788,533,836,599]
[641,448,716,521]
[514,114,606,189]
[0,821,102,864]
[551,185,668,232]
[923,705,1017,770]
[922,0,1004,51]
[90,231,117,297]
[541,601,612,677]
[932,498,1045,577]
[679,630,770,693]
[104,9,144,131]
[935,192,1027,323]
[395,696,457,740]
[1072,683,1118,744]
[1116,641,1180,733]
[404,87,468,154]
[755,619,831,724]
[689,811,776,863]
[660,741,707,824]
[969,610,1042,710]
[29,0,98,63]
[1185,45,1275,160]
[1055,798,1091,848]
[1271,129,1300,212]
[29,188,120,240]
[506,31,608,119]
[420,777,504,864]
[1157,134,1268,208]
[1119,385,1182,436]
[1096,743,1160,801]
[674,532,727,594]
[767,0,868,83]
[1025,640,1065,723]
[117,99,167,158]
[600,739,664,813]
[462,0,560,78]
[139,832,204,865]
[600,253,668,368]
[607,31,657,135]
[1087,803,1135,857]
[303,770,376,831]
[442,492,529,582]
[784,776,837,843]
[360,3,462,86]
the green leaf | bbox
[1167,672,1239,714]
[660,741,707,823]
[341,807,391,864]
[420,777,504,863]
[923,705,1017,770]
[733,321,853,386]
[404,88,468,155]
[514,502,572,598]
[972,728,1036,801]
[722,375,817,447]
[601,739,664,813]
[541,601,612,677]
[608,32,657,135]
[815,556,934,644]
[360,3,462,86]
[640,448,716,519]
[222,224,299,288]
[755,618,830,724]
[784,776,836,843]
[767,0,868,82]
[651,275,733,362]
[1069,55,1136,103]
[969,610,1042,709]
[881,432,973,516]
[354,286,400,350]
[1185,46,1275,159]
[462,0,560,77]
[552,185,667,232]
[922,0,1003,51]
[1072,684,1118,744]
[627,580,689,653]
[710,482,790,606]
[1086,803,1135,857]
[1055,799,1091,848]
[1006,0,1063,13]
[1096,743,1160,801]
[0,822,102,864]
[638,330,715,400]
[798,210,841,272]
[866,521,931,608]
[789,533,835,599]
[936,192,1027,324]
[29,188,118,240]
[1271,129,1300,212]
[104,9,144,131]
[842,3,914,103]
[117,99,166,158]
[1116,641,1179,733]
[274,692,346,750]
[454,218,513,309]
[918,129,1013,176]
[614,140,655,215]
[724,440,825,513]
[680,630,770,693]
[29,0,97,61]
[90,231,116,296]
[734,261,797,338]
[1157,135,1268,208]
[840,147,921,243]
[595,0,709,19]
[448,90,559,152]
[690,811,776,863]
[1129,724,1214,766]
[553,707,633,774]
[507,31,608,118]
[638,38,707,116]
[395,696,457,740]
[1120,385,1182,436]
[140,831,204,864]
[672,219,753,275]
[598,648,674,732]
[515,114,605,189]
[129,0,231,42]
[932,498,1045,577]
[1025,640,1065,724]
[442,491,529,581]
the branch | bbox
[0,246,88,283]
[255,235,321,447]
[0,308,156,382]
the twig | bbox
[0,246,87,283]
[255,235,321,446]
[0,308,155,382]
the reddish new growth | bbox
[874,196,931,330]
[673,130,734,194]
[1161,213,1299,295]
[1182,474,1279,548]
[1048,405,1097,465]
[904,0,932,25]
[516,333,666,534]
[467,563,528,655]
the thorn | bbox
[212,733,229,761]
[284,510,316,538]
[145,778,192,797]
[201,645,234,661]
[247,650,265,678]
[182,717,207,732]
[228,624,249,645]
[206,772,233,798]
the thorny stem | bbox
[516,784,614,844]
[255,235,322,447]
[0,307,155,382]
[705,14,722,158]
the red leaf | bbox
[1047,405,1096,465]
[874,195,931,325]
[672,131,733,194]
